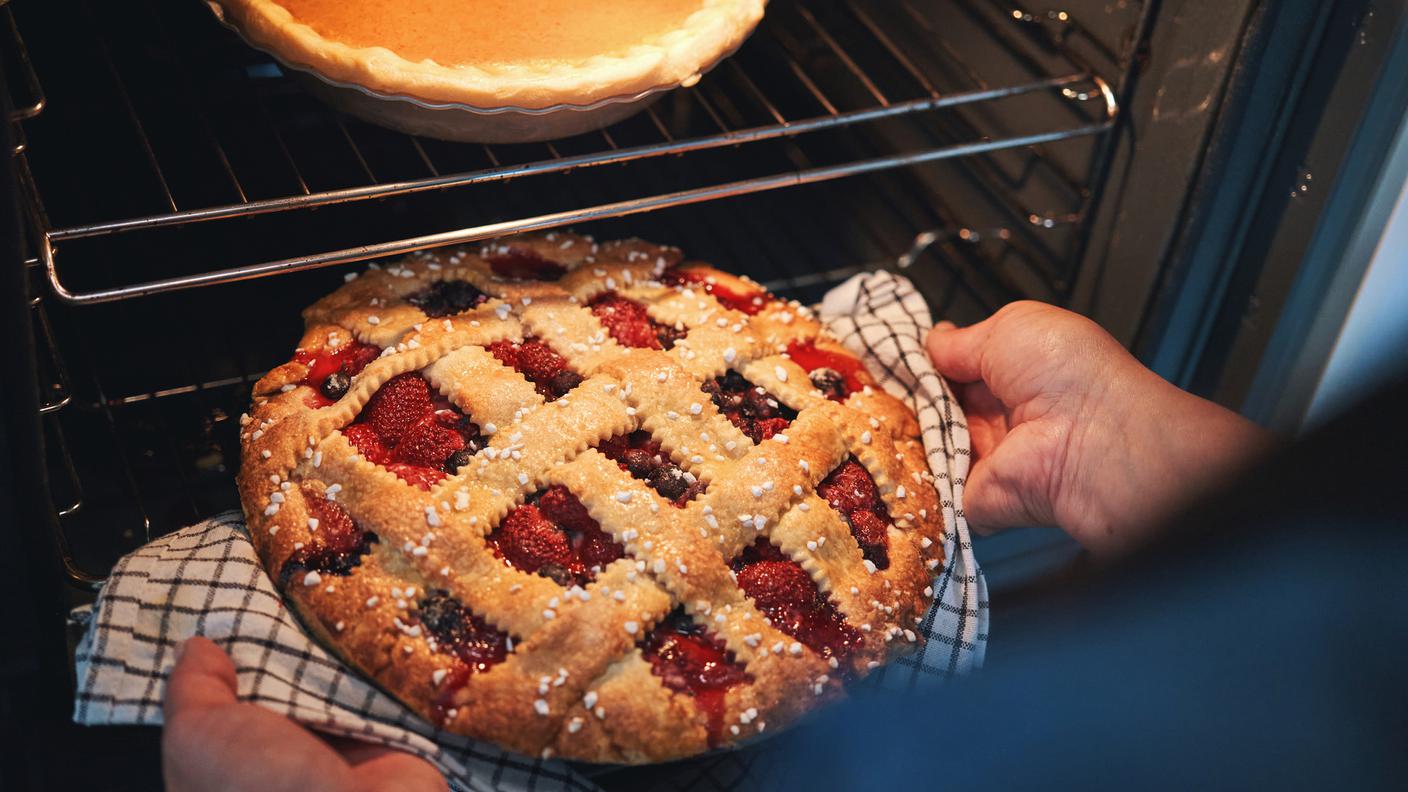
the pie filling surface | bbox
[239,231,945,763]
[273,0,710,68]
[217,0,767,110]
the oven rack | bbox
[10,0,1149,589]
[14,0,1125,307]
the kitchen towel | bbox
[72,270,988,791]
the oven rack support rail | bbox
[5,0,97,585]
[12,0,1126,307]
[31,75,1117,305]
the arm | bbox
[926,301,1272,556]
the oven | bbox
[4,0,1405,787]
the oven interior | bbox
[2,0,1192,787]
[15,0,1406,788]
[15,0,1141,599]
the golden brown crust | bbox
[237,232,946,764]
[212,0,767,110]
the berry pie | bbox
[238,232,946,763]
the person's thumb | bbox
[959,424,1056,534]
[165,636,239,718]
[926,317,995,384]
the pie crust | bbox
[237,232,946,763]
[211,0,768,110]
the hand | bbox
[926,301,1271,556]
[163,637,447,792]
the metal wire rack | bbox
[10,0,1147,587]
[18,0,1125,304]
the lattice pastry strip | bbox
[847,388,924,440]
[550,450,837,749]
[444,562,676,755]
[518,301,627,378]
[768,501,879,605]
[299,433,561,639]
[738,355,829,413]
[633,280,749,334]
[423,345,543,432]
[555,244,680,299]
[684,406,853,561]
[553,653,704,763]
[464,380,625,491]
[605,351,753,473]
[846,414,945,546]
[239,232,946,764]
[271,312,524,444]
[663,325,764,383]
[548,448,804,666]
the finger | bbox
[350,751,449,792]
[933,319,957,333]
[960,426,1056,533]
[963,457,1033,535]
[926,316,997,384]
[165,637,238,719]
[955,381,1007,462]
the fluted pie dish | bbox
[237,232,946,763]
[209,1,768,141]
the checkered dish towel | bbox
[72,271,988,791]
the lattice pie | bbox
[237,233,946,763]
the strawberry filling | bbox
[278,487,378,585]
[639,609,752,746]
[486,247,567,281]
[415,590,511,722]
[342,373,486,490]
[407,280,490,318]
[785,340,871,402]
[661,268,773,315]
[294,340,381,407]
[588,293,687,350]
[486,485,623,586]
[596,430,704,507]
[701,371,796,444]
[733,539,863,661]
[817,458,892,570]
[486,338,583,400]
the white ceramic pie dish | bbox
[203,1,755,143]
[287,72,672,144]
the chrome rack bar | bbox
[32,300,72,414]
[47,73,1099,242]
[47,420,100,591]
[44,107,1116,304]
[45,416,83,518]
